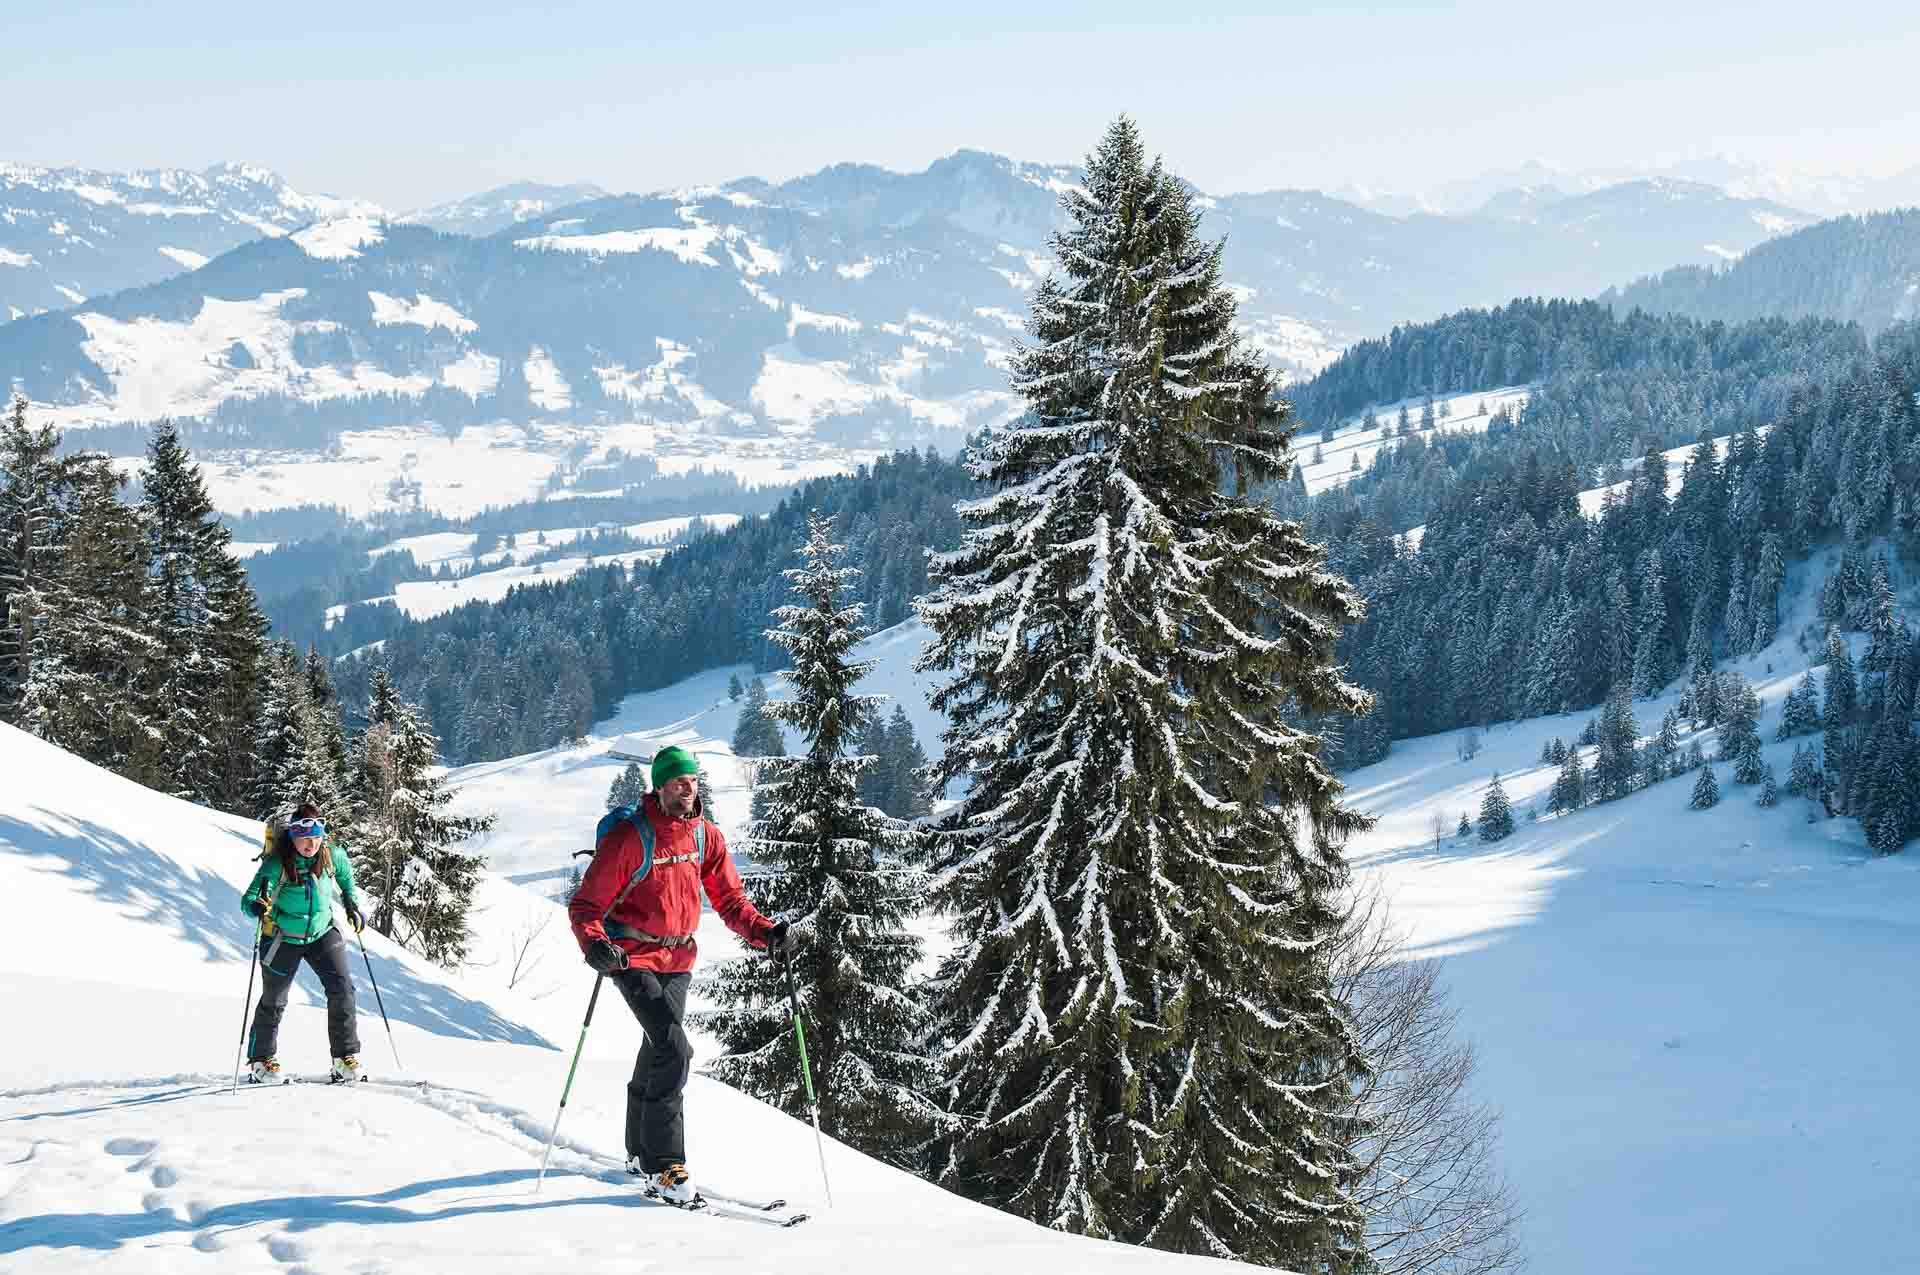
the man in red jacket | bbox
[568,744,793,1205]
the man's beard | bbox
[663,793,697,816]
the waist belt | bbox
[605,920,695,948]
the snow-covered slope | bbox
[442,574,1920,1272]
[0,720,1242,1273]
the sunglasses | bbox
[288,818,326,840]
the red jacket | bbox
[568,793,773,973]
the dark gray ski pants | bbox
[613,968,693,1171]
[248,927,360,1062]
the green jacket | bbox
[241,845,363,943]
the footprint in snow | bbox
[104,1136,157,1156]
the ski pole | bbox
[779,949,833,1208]
[232,874,286,1093]
[231,920,262,1093]
[354,923,401,1072]
[537,972,606,1192]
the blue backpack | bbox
[584,804,707,920]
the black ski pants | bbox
[612,968,693,1172]
[248,927,360,1062]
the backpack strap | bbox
[603,811,656,921]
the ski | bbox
[641,1190,809,1228]
[697,1187,789,1213]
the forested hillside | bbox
[1606,208,1920,333]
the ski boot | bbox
[329,1055,365,1084]
[640,1161,700,1207]
[247,1058,284,1084]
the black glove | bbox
[246,896,268,918]
[344,902,365,934]
[764,921,797,958]
[586,938,628,973]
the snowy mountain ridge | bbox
[0,160,381,318]
[0,150,1820,519]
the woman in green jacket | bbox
[240,803,368,1083]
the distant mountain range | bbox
[0,161,378,318]
[399,181,612,237]
[0,151,1836,466]
[1343,154,1920,220]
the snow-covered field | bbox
[326,548,672,626]
[1294,385,1531,495]
[93,419,893,520]
[0,722,1236,1274]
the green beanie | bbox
[651,745,700,791]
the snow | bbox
[515,226,723,266]
[156,245,209,270]
[1295,385,1531,494]
[598,339,744,421]
[1750,210,1797,233]
[441,350,502,398]
[290,215,385,260]
[0,721,1232,1274]
[1,247,39,267]
[368,291,478,334]
[836,258,878,281]
[365,514,742,574]
[227,540,278,559]
[789,305,863,336]
[1704,242,1741,261]
[327,548,669,626]
[523,346,573,412]
[54,284,85,305]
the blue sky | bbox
[8,1,1919,209]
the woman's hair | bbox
[275,803,333,879]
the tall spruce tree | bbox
[917,118,1371,1267]
[703,513,936,1164]
[729,675,786,758]
[350,666,494,965]
[1690,762,1721,810]
[0,393,61,723]
[138,422,232,803]
[14,446,164,780]
[1477,772,1515,842]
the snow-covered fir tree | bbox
[248,642,337,825]
[1690,762,1721,810]
[1631,552,1671,696]
[730,675,786,757]
[1821,627,1859,811]
[1550,746,1586,813]
[1716,671,1762,764]
[1591,685,1640,803]
[703,513,936,1165]
[605,760,648,809]
[1734,735,1767,786]
[1757,766,1780,808]
[350,666,494,965]
[1776,673,1822,741]
[915,118,1372,1267]
[11,435,163,781]
[138,422,235,805]
[1477,772,1515,842]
